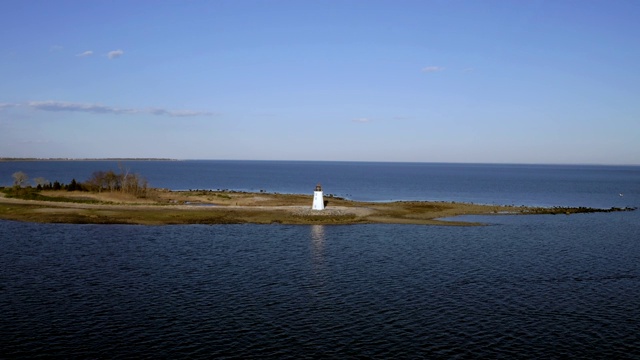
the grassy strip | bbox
[1,187,103,204]
[0,204,365,225]
[0,187,635,226]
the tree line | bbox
[84,170,148,196]
[9,167,149,197]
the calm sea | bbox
[1,160,639,206]
[1,161,639,358]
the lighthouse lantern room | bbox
[312,184,325,210]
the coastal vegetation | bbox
[9,166,148,196]
[2,170,635,226]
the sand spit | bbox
[0,190,635,226]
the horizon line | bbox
[1,157,638,167]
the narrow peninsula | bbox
[0,188,634,226]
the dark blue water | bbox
[1,161,640,358]
[1,160,639,207]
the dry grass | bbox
[39,190,157,204]
[0,189,633,226]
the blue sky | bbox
[1,0,639,164]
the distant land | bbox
[0,158,177,162]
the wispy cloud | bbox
[29,101,133,114]
[421,66,445,73]
[50,45,64,52]
[27,101,214,117]
[147,108,215,117]
[18,139,52,145]
[107,49,124,59]
[0,103,18,109]
[353,118,371,123]
[76,50,93,57]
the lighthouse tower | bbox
[312,184,325,210]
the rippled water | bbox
[2,211,639,358]
[2,161,639,357]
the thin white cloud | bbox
[148,108,216,117]
[107,49,124,59]
[462,67,475,73]
[29,101,134,115]
[27,101,214,117]
[0,103,19,109]
[18,139,52,145]
[76,50,94,57]
[353,118,371,123]
[421,66,445,73]
[50,45,64,52]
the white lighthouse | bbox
[312,184,325,210]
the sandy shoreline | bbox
[0,190,634,226]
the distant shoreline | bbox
[0,158,178,162]
[2,158,638,167]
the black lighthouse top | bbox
[315,184,322,192]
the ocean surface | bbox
[1,161,640,358]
